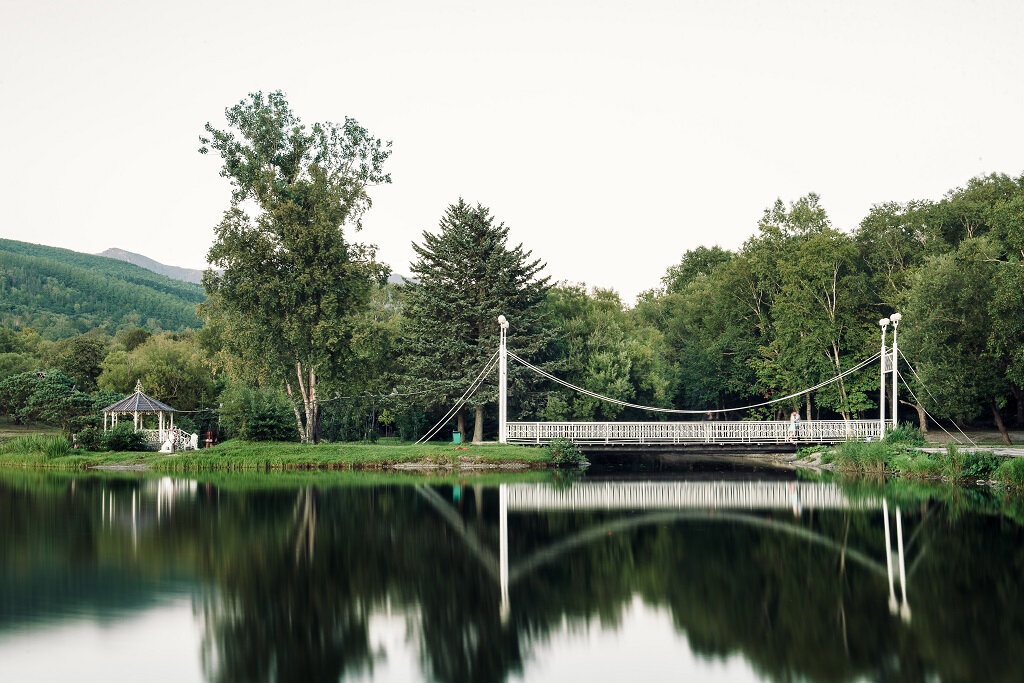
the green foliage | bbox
[120,327,152,352]
[884,423,926,446]
[220,385,298,442]
[49,333,110,391]
[0,370,96,430]
[540,285,672,422]
[98,333,217,411]
[103,423,146,452]
[996,458,1024,490]
[0,434,70,458]
[936,445,968,481]
[546,438,588,466]
[200,90,391,443]
[402,199,551,438]
[0,238,202,338]
[75,426,104,451]
[831,441,889,473]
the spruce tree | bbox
[404,199,550,441]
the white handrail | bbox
[506,420,883,444]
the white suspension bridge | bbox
[419,312,912,447]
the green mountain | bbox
[0,239,204,339]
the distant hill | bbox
[97,246,415,287]
[97,248,206,285]
[0,239,204,339]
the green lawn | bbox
[0,418,60,443]
[0,438,551,471]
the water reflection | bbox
[0,470,1023,682]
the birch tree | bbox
[199,91,391,442]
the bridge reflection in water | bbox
[419,480,914,625]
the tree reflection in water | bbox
[2,473,1024,683]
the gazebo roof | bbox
[102,381,176,413]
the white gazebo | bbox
[102,380,198,450]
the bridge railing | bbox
[506,420,883,444]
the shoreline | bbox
[0,440,553,472]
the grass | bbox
[820,438,1024,487]
[996,458,1024,490]
[0,418,60,445]
[0,438,551,471]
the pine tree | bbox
[404,200,550,441]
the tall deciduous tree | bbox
[199,91,391,442]
[404,200,550,442]
[904,238,1012,443]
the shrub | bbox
[936,444,966,480]
[42,435,71,458]
[76,426,105,451]
[103,423,146,451]
[219,385,298,442]
[547,438,588,467]
[884,423,926,447]
[997,458,1024,490]
[833,441,889,473]
[889,452,941,477]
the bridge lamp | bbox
[889,313,902,430]
[498,315,509,443]
[879,319,889,436]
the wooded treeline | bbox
[1,91,1022,443]
[4,172,1022,444]
[0,238,203,338]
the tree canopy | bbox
[200,91,392,442]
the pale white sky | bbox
[2,0,1022,302]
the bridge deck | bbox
[507,419,883,445]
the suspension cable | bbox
[507,351,881,416]
[897,374,974,447]
[897,351,979,447]
[416,350,499,444]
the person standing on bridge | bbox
[787,411,800,442]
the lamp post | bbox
[890,312,902,430]
[498,315,509,444]
[879,318,890,438]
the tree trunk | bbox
[291,361,320,444]
[806,393,812,422]
[831,344,851,421]
[473,405,484,443]
[992,400,1012,445]
[900,399,928,433]
[308,366,319,444]
[1012,385,1024,426]
[285,379,305,442]
[456,411,466,441]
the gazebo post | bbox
[133,411,139,430]
[159,411,164,440]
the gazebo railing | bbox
[140,428,200,451]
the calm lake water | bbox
[1,460,1022,683]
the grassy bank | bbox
[0,436,551,471]
[809,438,1024,490]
